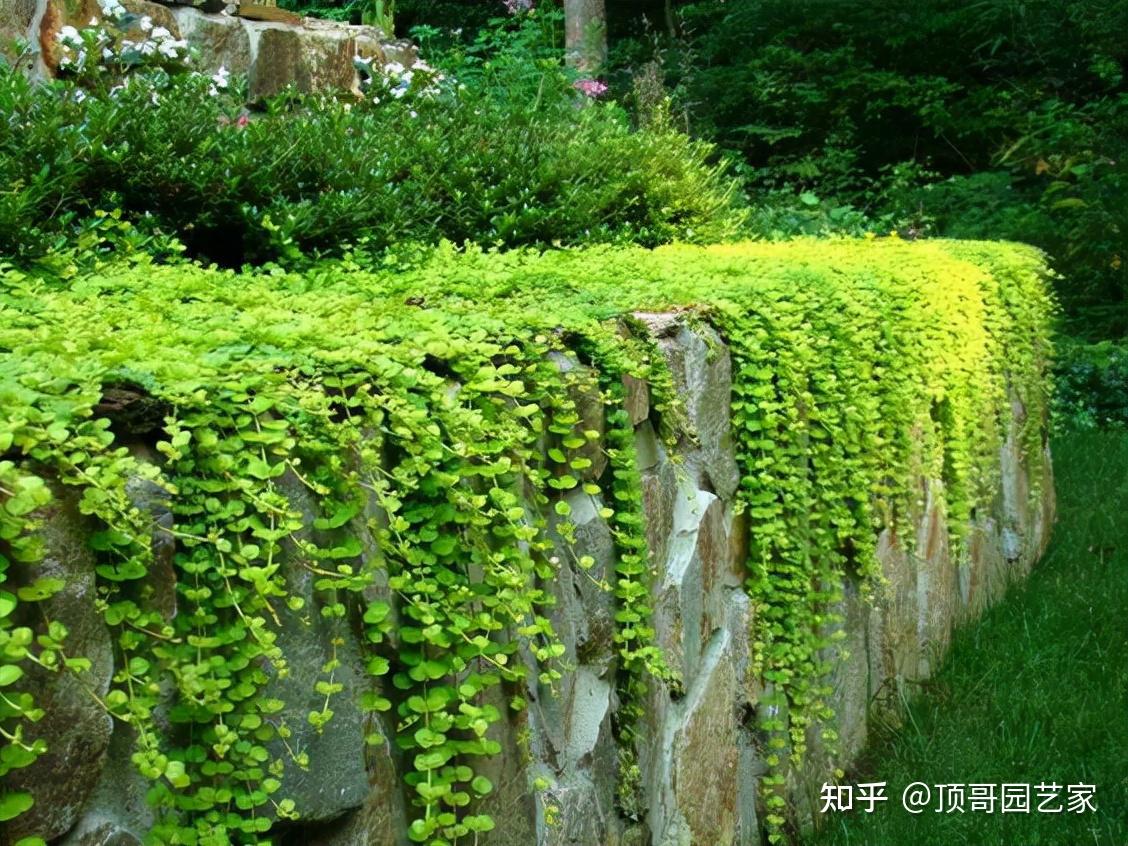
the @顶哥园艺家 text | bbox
[819,781,1097,815]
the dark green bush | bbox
[0,42,746,268]
[1054,338,1128,431]
[604,0,1128,331]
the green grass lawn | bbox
[809,432,1128,846]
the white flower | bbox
[211,66,229,89]
[73,88,87,102]
[57,25,82,47]
[102,47,113,60]
[151,26,171,39]
[97,0,126,19]
[384,60,405,76]
[409,109,417,118]
[139,15,153,31]
[157,40,178,58]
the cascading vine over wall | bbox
[0,240,1054,846]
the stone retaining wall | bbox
[0,0,415,98]
[5,312,1054,846]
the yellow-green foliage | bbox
[0,239,1053,843]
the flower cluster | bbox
[354,56,454,110]
[121,21,191,62]
[208,65,230,97]
[55,0,199,89]
[572,78,609,98]
[503,0,535,14]
[98,0,126,17]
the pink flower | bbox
[572,78,608,98]
[218,113,251,129]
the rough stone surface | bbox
[247,26,315,99]
[36,0,191,73]
[0,0,37,63]
[297,726,405,846]
[122,0,180,34]
[5,494,115,843]
[172,5,252,76]
[635,314,741,500]
[476,687,537,846]
[57,723,155,846]
[26,0,416,100]
[622,372,649,427]
[670,631,741,846]
[264,472,371,823]
[123,445,178,621]
[245,17,408,100]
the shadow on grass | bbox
[808,433,1128,846]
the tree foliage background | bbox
[304,0,1124,342]
[652,0,1127,335]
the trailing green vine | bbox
[0,238,1053,844]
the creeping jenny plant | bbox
[0,239,1053,843]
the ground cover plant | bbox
[809,431,1128,846]
[0,239,1053,843]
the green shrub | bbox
[0,238,1053,843]
[0,26,747,268]
[1053,337,1128,431]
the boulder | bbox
[31,0,416,101]
[172,6,251,76]
[292,725,406,846]
[245,19,403,100]
[4,494,115,843]
[120,0,180,38]
[634,314,741,500]
[0,0,37,64]
[56,723,155,846]
[259,472,370,823]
